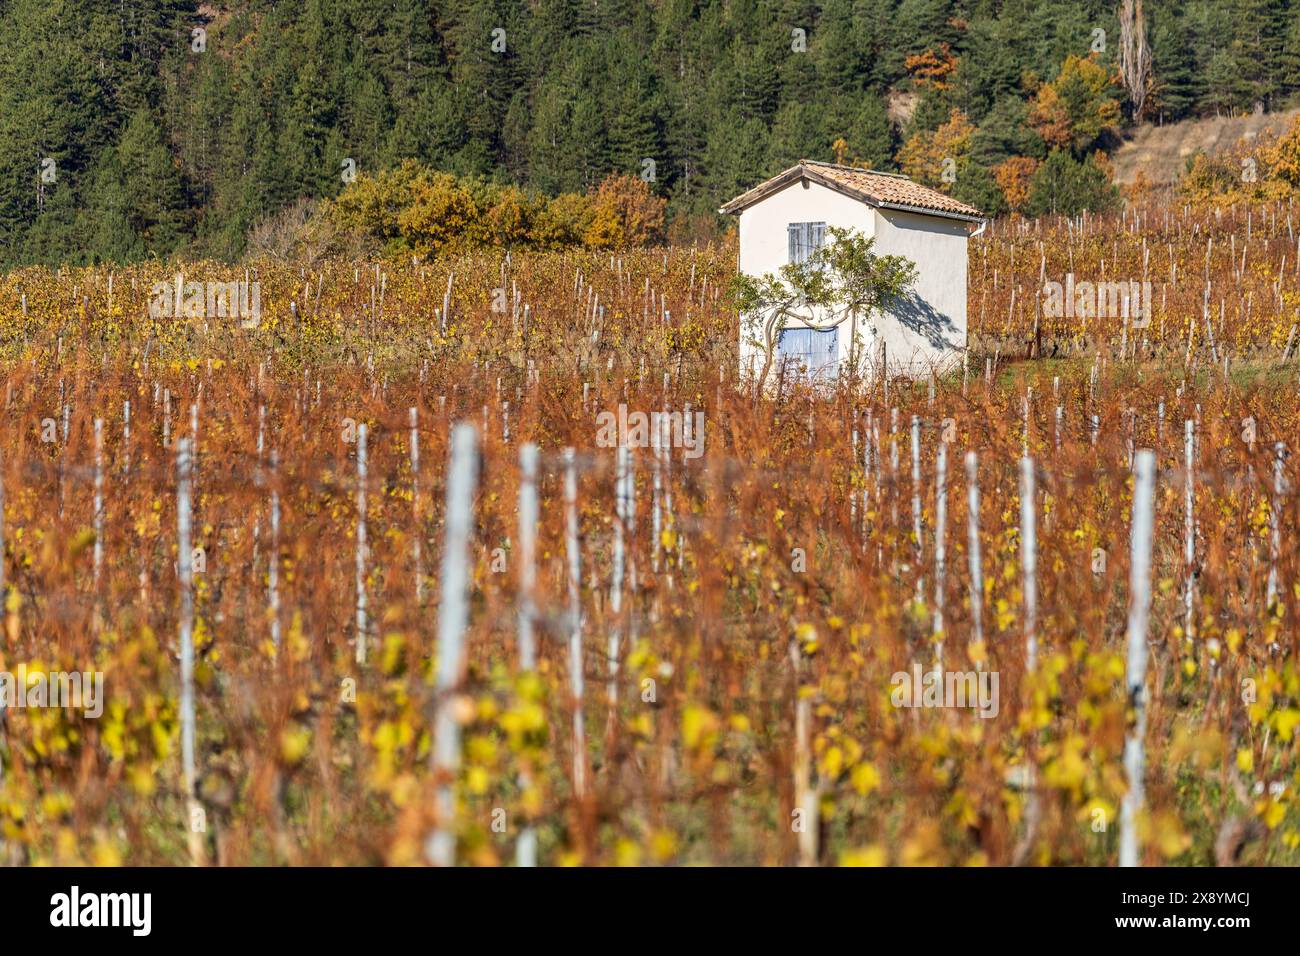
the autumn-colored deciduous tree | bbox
[1091,150,1116,183]
[529,193,594,248]
[1177,153,1245,204]
[1028,55,1121,155]
[905,43,958,91]
[329,164,666,256]
[479,187,536,246]
[993,156,1040,212]
[397,173,482,256]
[1266,117,1300,188]
[1176,117,1300,205]
[329,160,429,247]
[1122,169,1155,203]
[898,109,975,191]
[583,174,667,248]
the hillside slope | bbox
[1110,108,1300,186]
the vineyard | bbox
[1,199,1299,866]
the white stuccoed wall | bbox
[869,208,969,377]
[736,178,969,380]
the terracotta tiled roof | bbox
[719,160,984,221]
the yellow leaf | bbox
[851,762,881,796]
[839,845,887,867]
[1275,708,1300,742]
[1261,800,1286,829]
[820,746,844,779]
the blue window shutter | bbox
[779,327,840,379]
[815,328,837,372]
[788,223,826,265]
[779,328,806,356]
[778,328,809,360]
[810,222,826,253]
